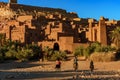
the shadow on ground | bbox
[0,60,50,70]
[0,70,120,80]
[0,60,120,80]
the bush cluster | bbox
[50,51,67,61]
[74,42,117,61]
[16,48,33,62]
[0,40,42,62]
[43,46,67,61]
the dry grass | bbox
[90,52,116,62]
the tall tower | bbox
[9,0,17,4]
[98,17,107,45]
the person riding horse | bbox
[73,56,78,71]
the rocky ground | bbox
[0,59,120,80]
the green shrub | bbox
[50,51,60,61]
[94,46,116,53]
[90,42,101,50]
[84,47,91,57]
[5,49,17,59]
[46,49,54,60]
[47,50,67,61]
[43,46,52,59]
[94,46,102,52]
[26,44,42,59]
[73,42,117,60]
[74,46,94,57]
[74,46,84,56]
[16,48,33,62]
[60,51,67,60]
[89,42,116,53]
[43,46,67,61]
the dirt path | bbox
[0,60,120,80]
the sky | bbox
[1,0,120,20]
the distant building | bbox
[0,1,119,52]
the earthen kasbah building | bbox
[0,0,120,52]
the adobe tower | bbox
[9,0,17,4]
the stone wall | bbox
[8,3,67,14]
[0,2,119,52]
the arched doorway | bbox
[53,42,59,51]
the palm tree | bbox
[110,27,120,49]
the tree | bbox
[16,47,33,62]
[110,27,120,49]
[0,34,6,62]
[74,46,84,56]
[26,44,42,59]
[0,34,5,46]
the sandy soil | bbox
[0,59,120,80]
